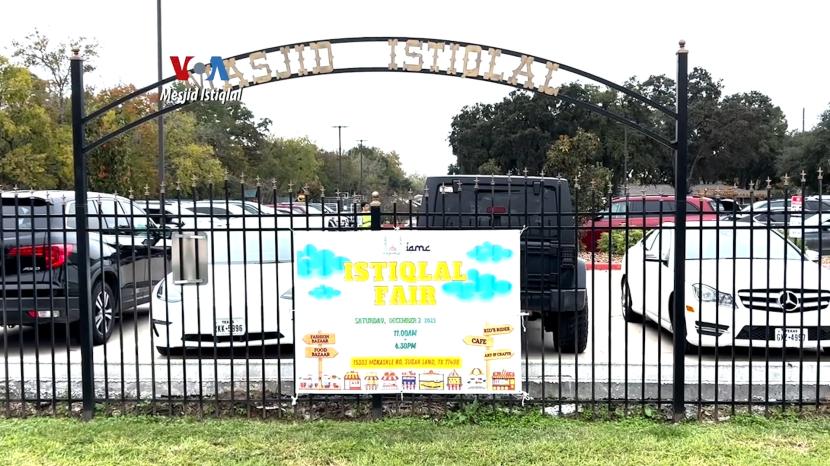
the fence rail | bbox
[1,177,829,419]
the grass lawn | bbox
[1,411,830,465]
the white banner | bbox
[294,230,522,395]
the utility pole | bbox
[357,139,368,195]
[156,0,164,186]
[333,125,348,192]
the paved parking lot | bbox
[2,270,830,401]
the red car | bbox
[580,195,720,251]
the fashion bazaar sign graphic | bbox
[293,230,522,395]
[161,39,562,104]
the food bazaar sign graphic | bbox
[293,230,522,395]
[167,38,561,97]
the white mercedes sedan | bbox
[621,221,830,350]
[151,218,297,355]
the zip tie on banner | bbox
[519,225,528,235]
[291,395,298,406]
[519,312,530,332]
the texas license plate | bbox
[215,319,245,337]
[774,328,807,343]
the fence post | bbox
[369,191,383,418]
[672,40,689,421]
[70,49,95,420]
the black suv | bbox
[419,176,588,352]
[1,191,170,344]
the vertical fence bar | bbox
[70,48,95,420]
[672,40,689,420]
[369,192,382,418]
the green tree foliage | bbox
[448,67,790,191]
[0,56,71,188]
[258,137,322,193]
[183,100,271,177]
[543,130,612,215]
[11,29,98,122]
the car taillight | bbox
[8,244,74,269]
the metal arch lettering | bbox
[81,36,678,154]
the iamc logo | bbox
[162,55,241,104]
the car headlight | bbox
[692,284,733,306]
[156,278,182,303]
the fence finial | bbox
[144,184,150,197]
[371,191,381,207]
[160,181,166,195]
[191,174,197,188]
[255,175,261,187]
[271,178,277,190]
[523,167,529,177]
[801,170,807,184]
[765,177,772,189]
[819,167,824,181]
[128,187,134,199]
[473,176,479,189]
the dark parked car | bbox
[419,175,588,353]
[1,191,170,344]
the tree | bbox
[543,129,612,215]
[184,100,271,177]
[0,55,71,188]
[11,29,98,122]
[258,137,322,193]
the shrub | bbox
[596,229,645,256]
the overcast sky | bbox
[3,0,828,176]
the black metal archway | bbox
[69,36,689,419]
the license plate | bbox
[214,319,245,337]
[774,328,807,343]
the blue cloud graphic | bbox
[467,242,513,263]
[309,285,342,300]
[442,269,512,301]
[296,244,349,279]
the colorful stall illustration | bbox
[419,370,445,390]
[381,372,400,390]
[491,370,516,391]
[344,371,362,390]
[447,370,462,390]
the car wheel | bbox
[545,308,589,353]
[92,281,117,345]
[621,277,642,323]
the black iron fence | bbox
[1,175,829,419]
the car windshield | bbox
[686,227,803,260]
[210,230,291,264]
